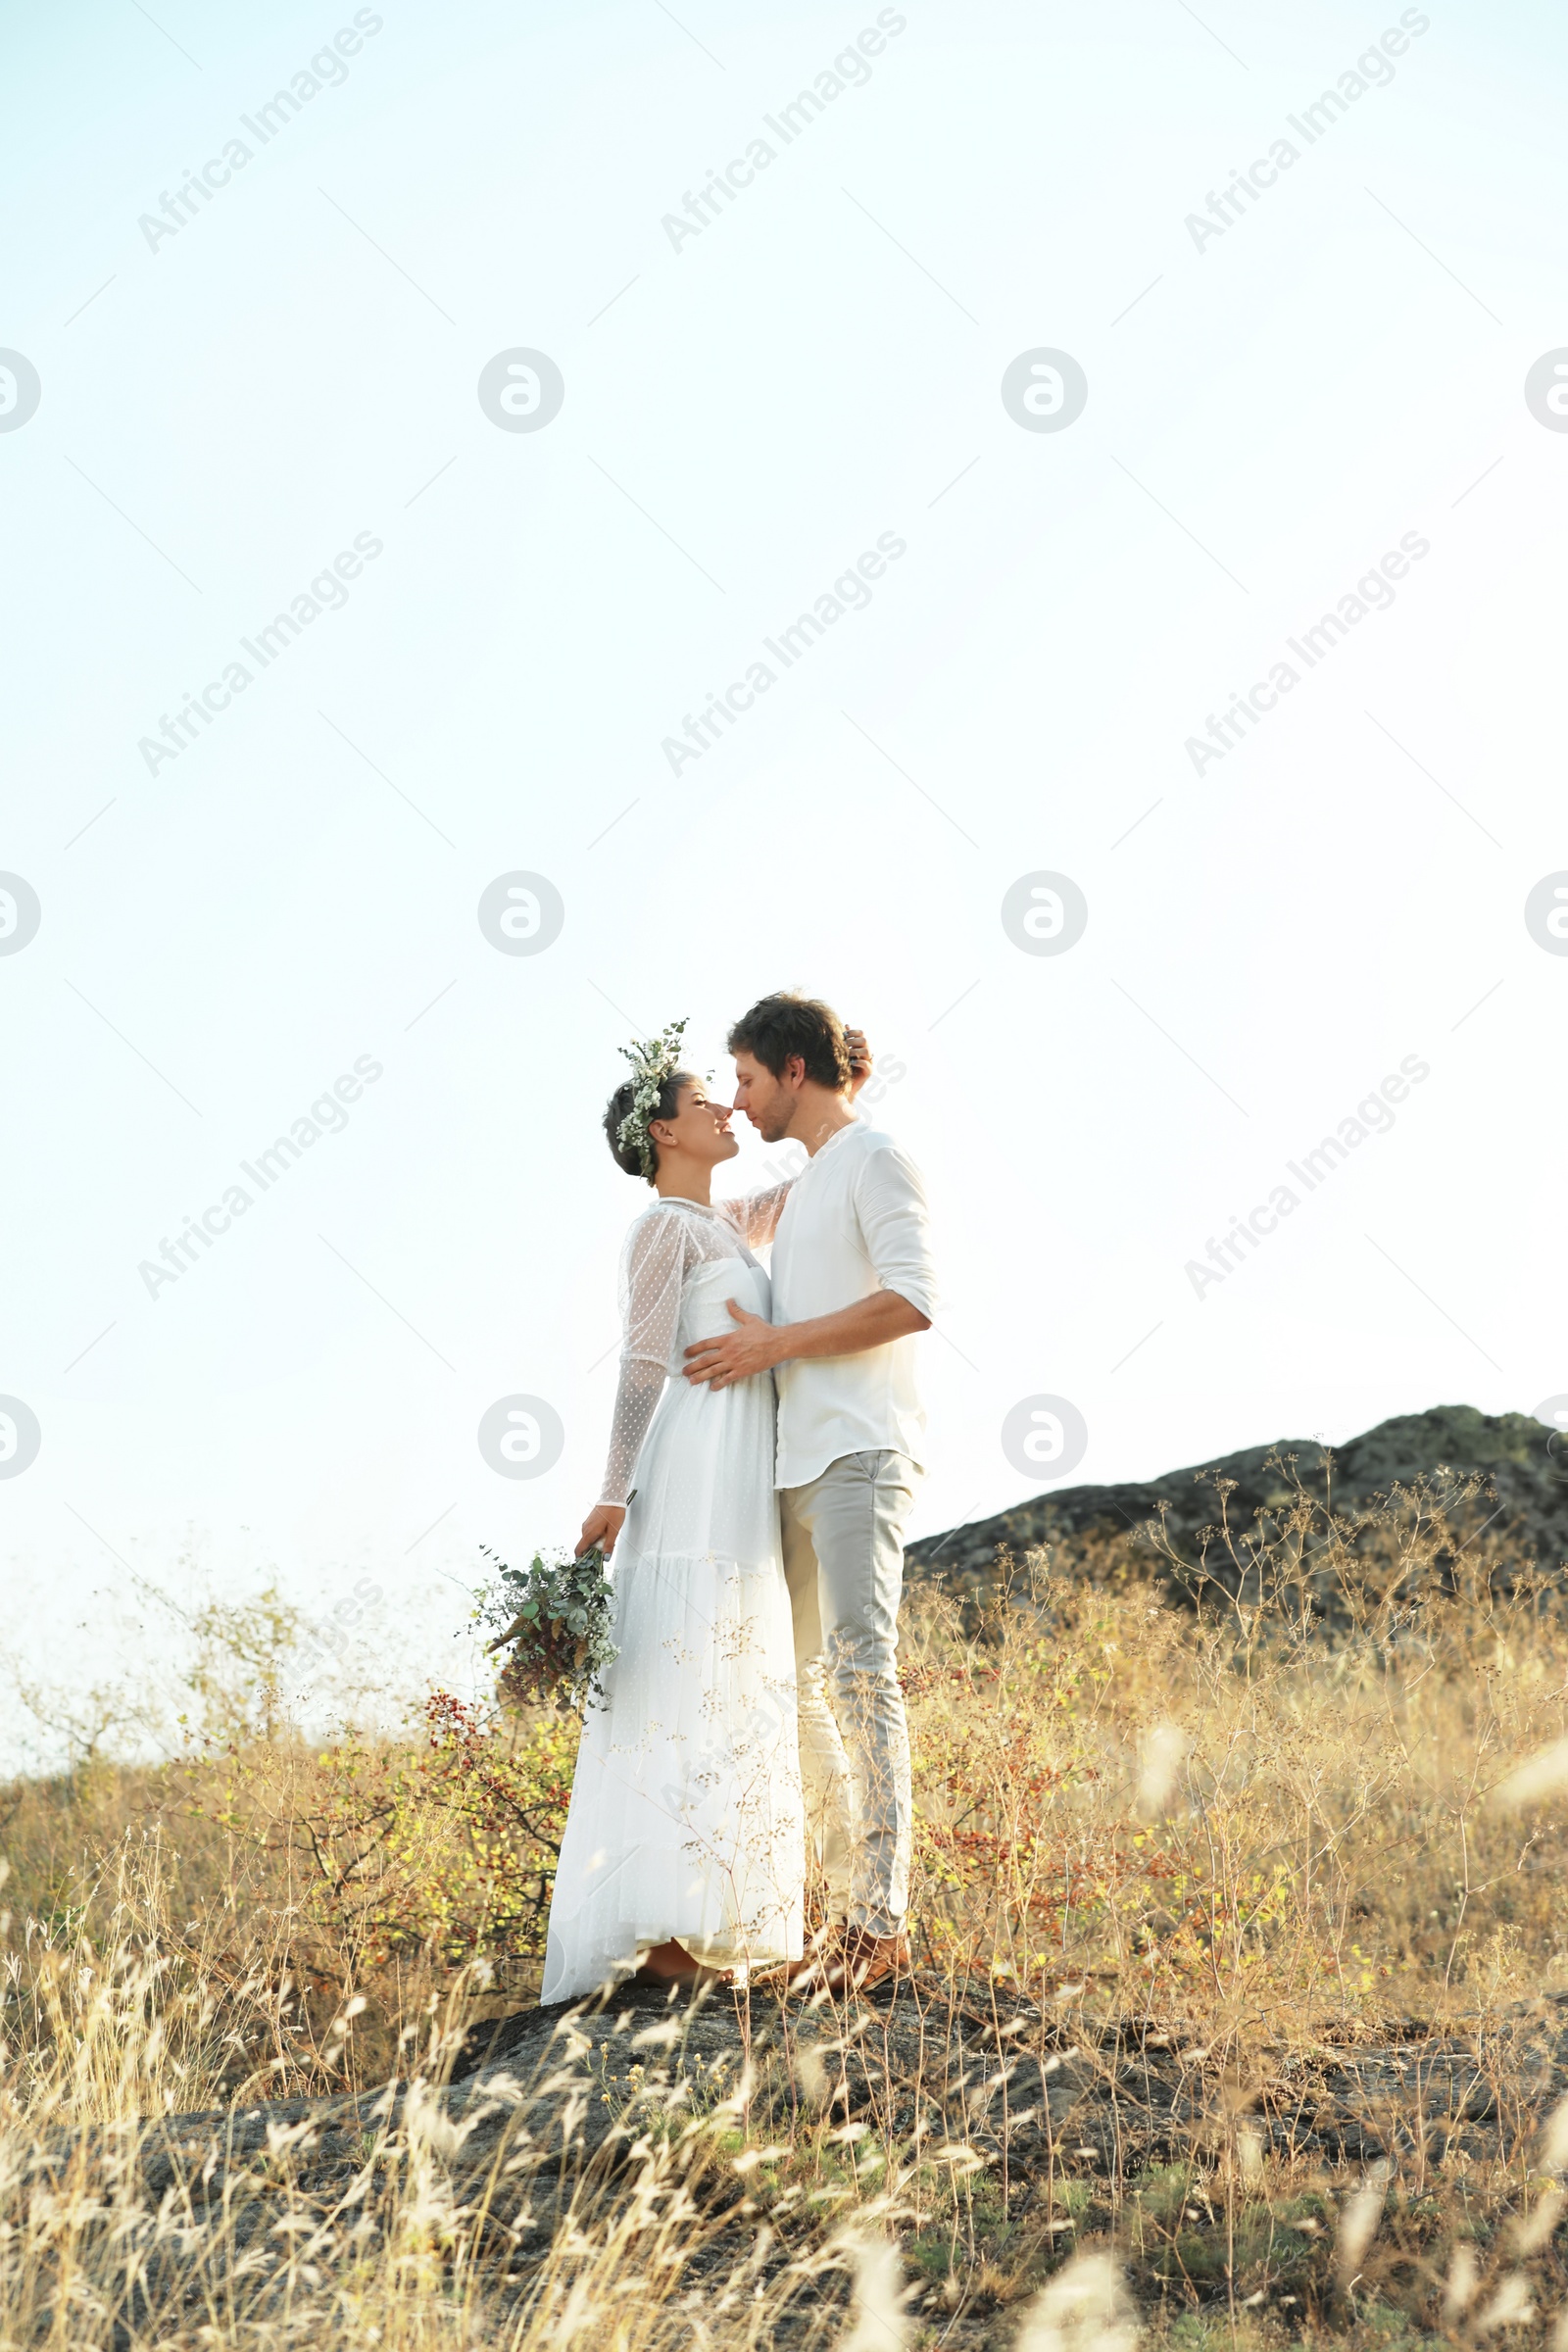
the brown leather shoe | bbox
[830,1928,912,1993]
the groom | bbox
[683,991,937,1990]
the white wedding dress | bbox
[540,1192,805,2003]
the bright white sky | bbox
[3,0,1565,1762]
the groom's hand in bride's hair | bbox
[845,1026,872,1099]
[577,1503,625,1557]
[683,1299,780,1390]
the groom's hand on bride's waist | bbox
[687,1290,931,1388]
[683,1299,782,1390]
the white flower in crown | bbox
[616,1017,690,1182]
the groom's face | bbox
[731,1050,795,1144]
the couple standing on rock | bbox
[540,991,938,2004]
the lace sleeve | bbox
[715,1176,795,1248]
[599,1208,689,1506]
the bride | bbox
[540,1022,812,2002]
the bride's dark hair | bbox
[603,1069,697,1182]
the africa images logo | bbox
[137,1056,383,1298]
[661,533,906,775]
[658,12,908,254]
[137,534,383,775]
[0,351,41,433]
[135,13,385,252]
[1182,12,1432,256]
[0,1397,42,1479]
[1185,1054,1431,1299]
[476,351,564,433]
[1184,531,1430,776]
[0,873,42,955]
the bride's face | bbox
[650,1080,740,1169]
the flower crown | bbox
[616,1017,690,1182]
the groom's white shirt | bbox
[768,1121,938,1491]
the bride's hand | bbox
[577,1503,625,1557]
[845,1026,872,1099]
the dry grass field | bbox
[8,1452,1568,2350]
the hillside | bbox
[906,1402,1568,1586]
[12,1403,1568,2346]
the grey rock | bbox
[906,1406,1568,1593]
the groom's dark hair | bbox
[727,993,852,1091]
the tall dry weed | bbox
[5,1461,1568,2344]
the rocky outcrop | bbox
[34,1974,1568,2336]
[68,1973,1568,2227]
[906,1406,1568,1591]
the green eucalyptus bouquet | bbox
[477,1543,617,1715]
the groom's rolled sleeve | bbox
[855,1144,939,1322]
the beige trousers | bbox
[779,1448,917,1938]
